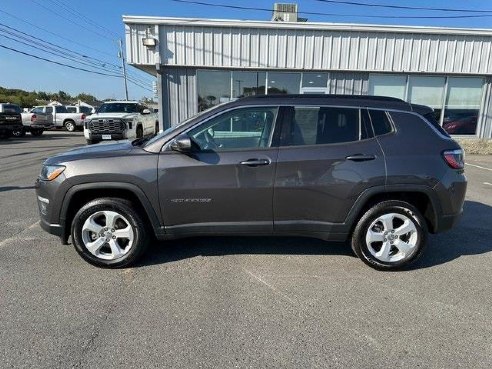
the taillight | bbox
[81,114,86,120]
[31,114,36,122]
[443,149,464,169]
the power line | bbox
[0,9,115,57]
[0,43,122,77]
[29,0,116,41]
[313,0,492,14]
[170,0,492,19]
[0,22,153,86]
[47,0,120,38]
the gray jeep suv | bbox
[35,95,466,270]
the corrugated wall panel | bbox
[161,68,197,127]
[130,22,492,74]
[328,72,369,95]
[478,78,492,139]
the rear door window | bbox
[280,106,364,146]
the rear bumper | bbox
[435,210,463,233]
[0,122,23,131]
[29,123,54,130]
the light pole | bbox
[118,39,129,101]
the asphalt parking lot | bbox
[0,131,491,368]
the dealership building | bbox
[123,11,492,138]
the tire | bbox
[86,139,98,145]
[12,127,26,137]
[64,120,76,132]
[71,198,149,268]
[30,129,43,137]
[351,200,427,271]
[136,125,143,138]
[155,122,159,134]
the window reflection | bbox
[232,71,266,98]
[443,77,483,135]
[197,70,231,111]
[267,72,301,94]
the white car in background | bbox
[84,101,159,145]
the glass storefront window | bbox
[232,71,266,98]
[368,74,407,100]
[408,76,446,122]
[302,72,329,88]
[197,70,231,111]
[442,77,483,135]
[267,72,301,95]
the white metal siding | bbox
[478,77,492,139]
[161,68,197,128]
[127,23,492,75]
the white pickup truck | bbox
[84,101,159,145]
[30,105,86,132]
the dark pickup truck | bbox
[0,103,24,139]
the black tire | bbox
[351,200,427,271]
[136,125,143,138]
[86,139,97,145]
[64,120,76,132]
[30,129,43,137]
[71,198,149,268]
[155,122,159,134]
[12,127,26,137]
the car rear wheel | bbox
[12,127,26,137]
[71,198,149,268]
[351,200,427,270]
[64,120,76,132]
[30,129,43,137]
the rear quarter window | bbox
[368,109,393,136]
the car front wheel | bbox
[71,198,149,267]
[351,200,427,271]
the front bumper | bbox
[39,217,63,237]
[88,133,127,141]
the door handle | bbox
[345,154,376,161]
[239,159,271,167]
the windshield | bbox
[142,104,226,148]
[2,104,21,114]
[97,103,138,114]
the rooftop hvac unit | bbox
[272,3,298,22]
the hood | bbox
[88,112,137,120]
[44,141,134,165]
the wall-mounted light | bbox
[142,37,157,47]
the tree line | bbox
[0,86,98,108]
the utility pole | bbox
[118,39,129,101]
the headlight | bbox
[123,118,133,129]
[40,165,66,181]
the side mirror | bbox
[142,108,151,114]
[170,134,192,153]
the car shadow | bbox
[137,200,492,270]
[0,185,36,192]
[412,200,492,270]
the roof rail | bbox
[239,94,405,102]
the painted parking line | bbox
[484,182,492,186]
[465,163,492,172]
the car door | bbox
[273,105,385,235]
[157,106,280,235]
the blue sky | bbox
[1,0,491,100]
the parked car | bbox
[443,115,478,135]
[66,105,95,115]
[0,103,24,139]
[31,105,86,132]
[36,95,466,270]
[83,101,158,145]
[17,106,55,137]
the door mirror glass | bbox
[142,108,151,114]
[170,134,192,153]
